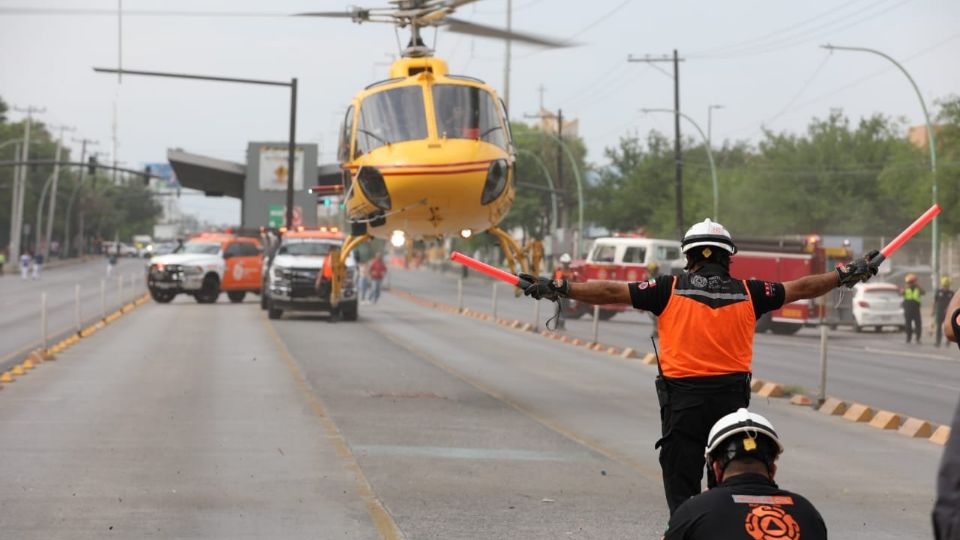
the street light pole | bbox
[515,131,584,258]
[821,44,939,288]
[9,106,44,262]
[93,67,300,228]
[642,108,719,221]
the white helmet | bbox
[682,218,737,254]
[705,408,784,465]
[559,253,572,264]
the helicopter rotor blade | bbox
[442,17,573,48]
[295,8,376,23]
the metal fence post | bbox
[592,304,601,344]
[100,279,106,320]
[817,296,829,408]
[117,275,123,308]
[74,284,81,334]
[41,292,48,351]
[491,282,499,320]
[457,277,464,312]
[533,299,541,332]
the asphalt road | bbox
[0,257,147,369]
[0,277,944,538]
[389,267,960,426]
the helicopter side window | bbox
[355,86,428,156]
[433,85,507,149]
[339,105,354,163]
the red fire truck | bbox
[564,236,685,320]
[730,236,853,334]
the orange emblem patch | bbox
[744,505,800,540]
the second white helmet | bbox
[559,253,572,264]
[682,218,737,255]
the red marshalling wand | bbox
[871,203,941,265]
[450,252,533,288]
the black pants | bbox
[656,374,751,515]
[905,306,922,343]
[936,312,947,346]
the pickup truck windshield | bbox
[181,242,220,255]
[279,240,338,257]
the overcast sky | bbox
[1,0,958,224]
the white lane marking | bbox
[904,377,960,393]
[353,444,587,462]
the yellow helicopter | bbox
[301,1,568,305]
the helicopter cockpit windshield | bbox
[433,85,507,148]
[356,86,428,155]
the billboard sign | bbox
[144,162,178,187]
[258,146,304,192]
[267,205,303,228]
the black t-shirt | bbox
[935,288,955,317]
[664,473,827,539]
[627,262,785,319]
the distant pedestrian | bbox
[106,251,118,277]
[0,250,6,276]
[358,259,371,303]
[903,274,925,344]
[935,277,954,347]
[368,252,387,304]
[20,252,31,280]
[32,252,43,280]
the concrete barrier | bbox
[818,398,847,416]
[621,348,639,359]
[842,403,875,423]
[758,382,784,398]
[641,352,658,365]
[931,426,952,445]
[898,418,933,438]
[790,395,812,406]
[0,372,13,383]
[869,410,901,430]
[750,379,765,392]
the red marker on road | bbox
[450,251,532,288]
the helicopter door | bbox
[433,85,507,148]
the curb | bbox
[0,292,150,390]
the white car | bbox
[852,282,904,332]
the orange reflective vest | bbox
[656,277,756,378]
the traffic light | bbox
[143,165,152,185]
[87,155,98,175]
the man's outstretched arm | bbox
[783,250,881,304]
[566,280,632,306]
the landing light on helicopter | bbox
[390,230,406,248]
[460,229,473,239]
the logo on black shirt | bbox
[744,505,800,540]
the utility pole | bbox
[628,51,686,238]
[523,107,569,231]
[9,106,44,262]
[503,0,512,111]
[42,126,76,259]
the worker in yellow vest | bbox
[903,274,925,344]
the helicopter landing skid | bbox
[487,227,543,296]
[330,233,372,309]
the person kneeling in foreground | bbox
[663,408,827,539]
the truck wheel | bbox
[150,289,175,304]
[874,325,883,333]
[227,291,246,303]
[194,274,220,304]
[260,281,268,310]
[340,300,358,321]
[770,322,801,335]
[598,309,618,321]
[853,323,862,333]
[267,299,283,320]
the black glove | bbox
[518,273,569,301]
[836,249,881,288]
